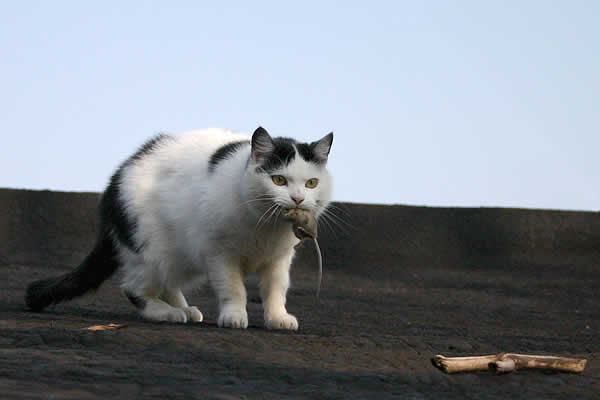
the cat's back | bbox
[123,128,248,177]
[120,128,250,210]
[177,128,250,154]
[162,128,250,169]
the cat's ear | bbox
[251,126,275,163]
[311,132,334,162]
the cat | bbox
[25,127,333,330]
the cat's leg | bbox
[121,255,189,323]
[124,288,189,323]
[207,255,248,329]
[160,289,203,322]
[258,253,298,330]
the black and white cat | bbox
[26,127,333,330]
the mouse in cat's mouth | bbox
[282,208,317,240]
[282,208,322,299]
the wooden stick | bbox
[433,353,587,374]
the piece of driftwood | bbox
[282,208,322,298]
[433,353,587,374]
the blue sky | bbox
[2,1,599,210]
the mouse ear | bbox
[311,132,333,162]
[251,127,275,163]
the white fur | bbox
[117,128,332,329]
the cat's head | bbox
[244,126,333,221]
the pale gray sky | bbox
[2,1,599,210]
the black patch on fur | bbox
[208,140,251,173]
[257,137,297,173]
[100,134,173,252]
[25,229,120,311]
[130,134,172,163]
[295,142,322,164]
[124,290,147,309]
[255,137,328,173]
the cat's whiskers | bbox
[255,202,280,232]
[234,196,277,218]
[236,195,276,210]
[255,204,281,233]
[273,205,283,227]
[317,211,338,238]
[264,203,283,230]
[327,203,352,218]
[319,207,353,235]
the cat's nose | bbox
[291,196,304,205]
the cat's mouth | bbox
[283,205,314,215]
[288,206,310,211]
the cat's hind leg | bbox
[124,289,190,323]
[160,289,203,322]
[120,254,191,323]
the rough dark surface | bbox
[1,188,599,399]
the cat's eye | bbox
[305,178,319,189]
[271,175,287,186]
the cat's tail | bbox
[25,232,120,311]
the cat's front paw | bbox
[265,313,298,330]
[218,309,248,329]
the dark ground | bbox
[1,188,599,399]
